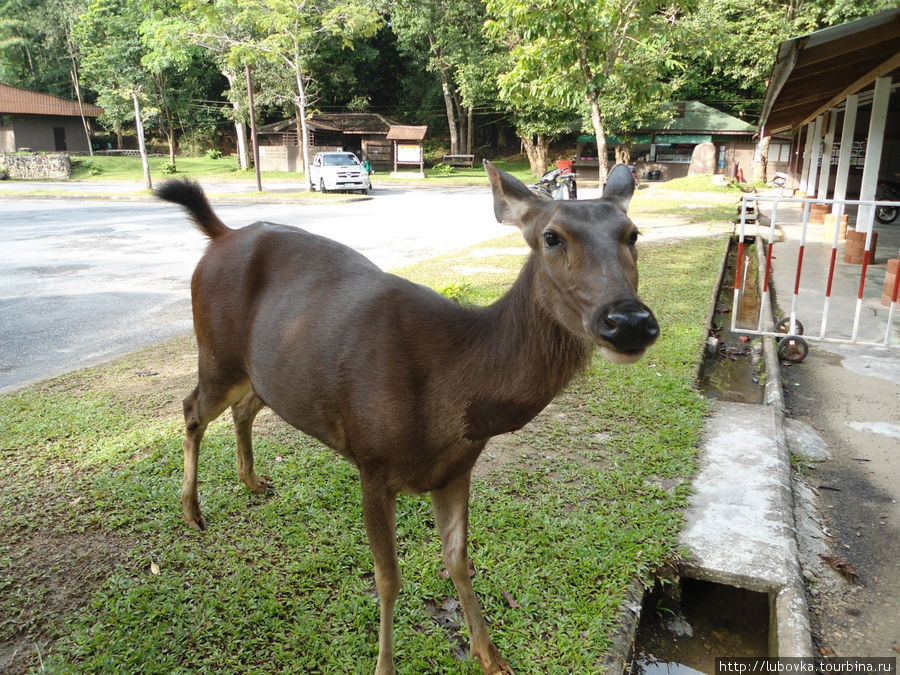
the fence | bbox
[731,194,900,360]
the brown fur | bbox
[155,161,658,674]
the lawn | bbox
[68,154,536,186]
[0,228,725,673]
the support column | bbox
[798,122,815,195]
[803,115,824,196]
[816,111,837,200]
[858,76,892,230]
[832,94,859,217]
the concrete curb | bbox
[756,231,814,658]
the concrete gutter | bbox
[606,228,813,671]
[677,232,812,657]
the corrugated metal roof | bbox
[0,82,104,117]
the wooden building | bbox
[0,83,103,153]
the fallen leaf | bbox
[70,496,82,506]
[150,561,161,576]
[819,644,837,657]
[501,590,521,609]
[890,642,900,655]
[819,554,859,582]
[738,335,751,343]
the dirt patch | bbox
[1,527,134,674]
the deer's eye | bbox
[543,231,563,248]
[628,230,639,246]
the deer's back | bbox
[192,222,487,491]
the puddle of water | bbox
[698,236,764,404]
[629,579,770,675]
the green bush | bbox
[160,162,178,175]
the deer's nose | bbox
[591,299,660,352]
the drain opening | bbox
[698,235,765,404]
[627,579,770,675]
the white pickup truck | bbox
[309,151,371,194]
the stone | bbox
[688,142,717,176]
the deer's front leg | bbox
[431,472,514,675]
[361,481,400,675]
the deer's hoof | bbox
[185,512,207,531]
[249,474,274,494]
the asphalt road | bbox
[0,185,509,392]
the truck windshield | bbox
[323,154,360,166]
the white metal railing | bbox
[732,195,900,355]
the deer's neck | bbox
[458,255,594,441]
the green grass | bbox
[66,154,535,186]
[659,174,748,193]
[0,233,724,673]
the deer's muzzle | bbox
[590,298,660,358]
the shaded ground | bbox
[784,343,900,657]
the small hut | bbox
[386,125,428,178]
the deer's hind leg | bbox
[181,369,252,531]
[231,390,271,494]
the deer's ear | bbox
[484,160,544,248]
[602,163,635,213]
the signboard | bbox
[397,143,422,163]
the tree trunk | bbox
[467,105,474,155]
[587,93,608,186]
[115,121,123,150]
[224,71,249,171]
[70,67,93,156]
[615,140,632,165]
[165,109,176,166]
[755,135,771,183]
[293,67,312,182]
[132,92,152,190]
[440,69,459,155]
[520,134,549,176]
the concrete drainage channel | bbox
[611,235,814,674]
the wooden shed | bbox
[0,83,103,153]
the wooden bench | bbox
[442,154,475,168]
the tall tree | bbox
[389,0,491,156]
[75,0,154,186]
[486,0,691,185]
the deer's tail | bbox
[156,179,231,239]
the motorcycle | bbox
[874,180,900,224]
[528,166,578,201]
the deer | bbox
[156,160,659,675]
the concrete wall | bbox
[0,152,72,179]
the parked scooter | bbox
[875,180,900,224]
[528,166,578,201]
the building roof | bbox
[656,101,755,134]
[0,82,104,118]
[258,112,403,136]
[759,8,900,134]
[385,125,427,141]
[578,101,754,144]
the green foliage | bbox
[434,278,473,303]
[206,148,223,159]
[431,162,456,175]
[160,161,177,174]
